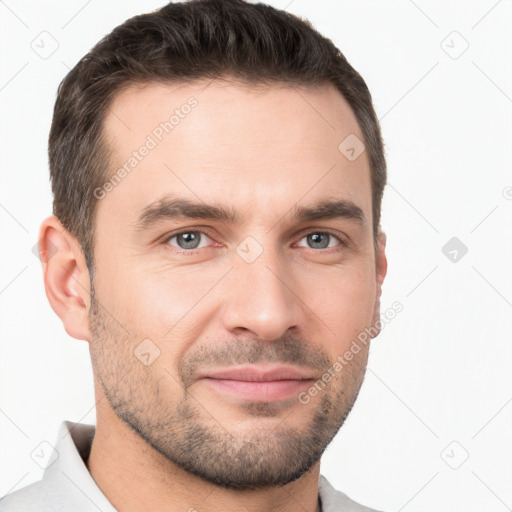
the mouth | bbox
[197,365,316,402]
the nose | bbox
[220,247,303,341]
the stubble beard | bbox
[88,282,368,491]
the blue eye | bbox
[298,232,343,250]
[166,230,212,250]
[163,229,345,254]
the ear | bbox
[370,229,388,338]
[37,215,92,342]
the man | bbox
[0,0,388,510]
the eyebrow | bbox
[133,195,365,231]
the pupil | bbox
[309,233,329,249]
[179,232,199,249]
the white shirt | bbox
[0,421,383,511]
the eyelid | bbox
[293,228,347,249]
[163,227,218,250]
[162,227,347,253]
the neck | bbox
[86,404,322,512]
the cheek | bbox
[97,259,224,339]
[302,263,377,349]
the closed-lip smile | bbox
[197,365,316,402]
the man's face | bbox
[88,79,385,490]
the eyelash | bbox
[162,228,347,254]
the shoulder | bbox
[318,474,386,512]
[0,479,54,512]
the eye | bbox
[165,229,214,251]
[162,229,346,254]
[297,231,344,250]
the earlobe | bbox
[38,215,92,342]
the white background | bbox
[1,1,511,511]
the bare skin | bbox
[39,79,387,512]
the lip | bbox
[198,365,316,402]
[197,365,316,382]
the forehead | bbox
[99,79,371,228]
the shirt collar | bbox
[43,420,116,511]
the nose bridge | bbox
[221,236,301,340]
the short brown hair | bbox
[49,0,386,273]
